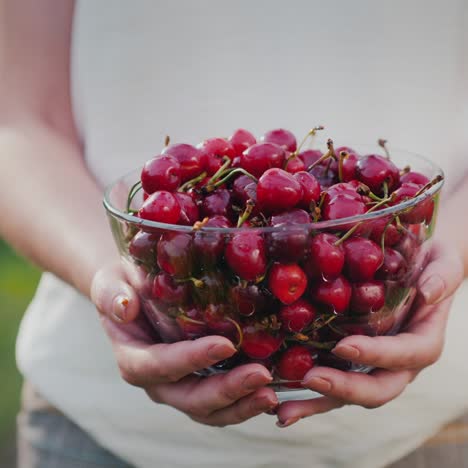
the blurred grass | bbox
[0,239,40,445]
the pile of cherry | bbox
[126,128,440,386]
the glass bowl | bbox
[103,144,444,399]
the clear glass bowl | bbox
[103,145,444,397]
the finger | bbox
[114,335,238,387]
[149,363,273,417]
[194,387,278,427]
[301,367,414,408]
[418,242,464,305]
[276,396,344,428]
[332,300,449,369]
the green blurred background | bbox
[0,239,40,466]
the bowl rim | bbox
[103,146,444,233]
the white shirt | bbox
[16,1,468,467]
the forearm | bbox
[0,120,117,297]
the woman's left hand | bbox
[276,241,464,428]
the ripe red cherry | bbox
[176,307,207,339]
[400,171,429,186]
[241,324,283,359]
[284,155,305,174]
[268,263,307,305]
[257,168,303,214]
[369,217,403,247]
[293,171,321,209]
[232,175,255,204]
[350,281,385,314]
[376,247,407,280]
[392,182,434,224]
[299,149,323,168]
[356,154,400,195]
[200,188,233,219]
[325,181,363,200]
[174,192,199,225]
[303,233,344,280]
[198,137,235,175]
[310,275,352,314]
[229,128,256,156]
[279,299,316,332]
[152,272,189,305]
[321,193,367,223]
[225,231,267,281]
[129,231,159,265]
[162,143,205,182]
[193,215,231,266]
[261,128,297,152]
[343,237,384,281]
[230,284,267,317]
[157,232,193,278]
[138,191,181,224]
[141,155,181,194]
[277,345,315,385]
[240,143,286,178]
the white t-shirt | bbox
[16,1,468,467]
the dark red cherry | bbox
[174,192,199,225]
[198,137,235,175]
[392,182,434,224]
[284,155,305,174]
[321,193,367,222]
[157,231,193,278]
[193,215,231,266]
[279,299,316,332]
[203,304,239,341]
[350,281,385,314]
[335,146,359,182]
[257,168,303,214]
[400,171,429,186]
[293,171,321,209]
[192,271,227,307]
[232,175,258,206]
[225,231,267,281]
[310,275,352,314]
[129,231,160,265]
[299,149,323,168]
[309,164,338,189]
[152,272,189,305]
[230,284,267,317]
[138,191,181,224]
[241,324,283,359]
[376,247,407,280]
[356,154,400,195]
[240,143,286,178]
[176,307,208,339]
[141,155,181,194]
[229,129,256,156]
[201,188,233,218]
[277,345,315,385]
[162,143,205,182]
[303,233,344,280]
[261,128,297,152]
[369,217,403,247]
[268,263,307,305]
[343,237,384,281]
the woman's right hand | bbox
[90,263,278,427]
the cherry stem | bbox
[380,217,397,254]
[178,315,205,326]
[175,277,205,288]
[288,125,325,161]
[226,317,243,349]
[338,151,348,183]
[237,199,255,227]
[306,138,336,171]
[126,180,143,213]
[382,181,389,199]
[400,165,411,176]
[204,168,258,193]
[378,139,391,159]
[178,171,207,192]
[207,156,232,185]
[286,335,336,350]
[192,217,209,230]
[164,135,171,147]
[414,174,444,197]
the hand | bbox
[91,263,278,427]
[276,241,464,428]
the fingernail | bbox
[112,295,129,322]
[243,371,273,391]
[207,343,236,361]
[252,396,277,412]
[420,275,445,304]
[265,404,279,416]
[302,376,332,393]
[332,344,360,360]
[276,417,300,428]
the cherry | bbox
[279,299,316,332]
[141,155,181,194]
[261,128,297,152]
[303,233,344,280]
[376,247,407,280]
[174,192,199,225]
[321,193,367,223]
[128,231,160,265]
[400,171,429,186]
[241,324,283,359]
[392,182,434,224]
[240,142,286,178]
[257,168,303,214]
[356,154,400,195]
[230,284,267,317]
[299,149,323,168]
[325,181,363,200]
[138,191,181,224]
[203,304,239,341]
[309,164,337,189]
[268,263,307,305]
[350,281,385,314]
[369,217,403,247]
[152,271,189,305]
[157,231,193,278]
[176,307,207,339]
[310,275,352,314]
[277,345,315,385]
[293,171,321,209]
[232,175,255,205]
[229,129,256,156]
[225,231,267,281]
[162,143,205,182]
[343,237,384,281]
[335,146,359,182]
[198,137,235,175]
[284,155,305,174]
[193,215,231,266]
[200,188,233,219]
[192,271,226,307]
